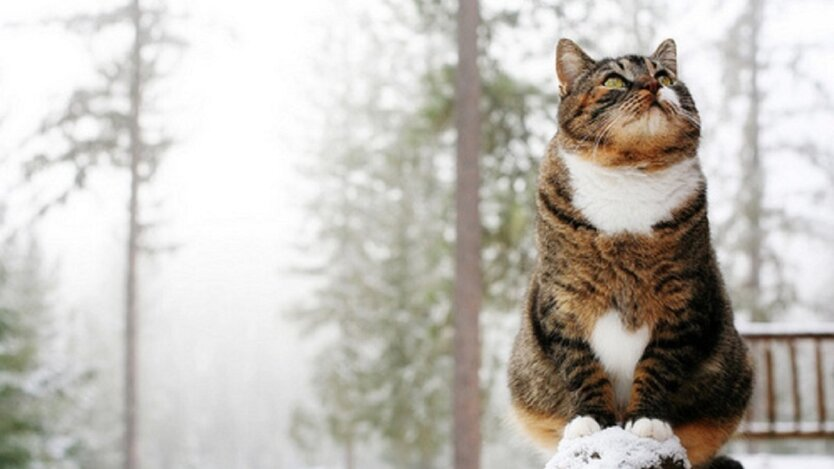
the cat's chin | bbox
[627,107,672,136]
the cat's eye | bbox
[657,74,674,87]
[603,75,627,89]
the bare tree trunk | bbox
[745,0,765,321]
[125,0,143,468]
[453,1,481,469]
[345,436,355,469]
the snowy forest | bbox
[0,0,832,468]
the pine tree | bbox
[0,237,92,468]
[292,1,548,466]
[292,2,461,466]
[0,259,38,468]
[715,0,834,321]
[20,1,185,467]
[2,240,93,469]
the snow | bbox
[739,421,834,434]
[736,321,834,336]
[545,426,690,469]
[734,454,834,469]
[540,425,834,469]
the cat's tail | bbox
[695,455,743,469]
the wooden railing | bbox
[737,324,834,439]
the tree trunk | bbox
[345,436,355,469]
[745,0,765,321]
[453,1,482,469]
[125,0,143,468]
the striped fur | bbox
[508,39,753,467]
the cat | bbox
[507,38,753,469]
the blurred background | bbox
[0,0,832,468]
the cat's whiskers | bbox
[591,117,615,159]
[590,98,648,157]
[591,113,627,162]
[660,99,701,130]
[621,97,644,123]
[589,115,613,160]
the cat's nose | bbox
[635,76,659,94]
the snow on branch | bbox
[545,426,690,469]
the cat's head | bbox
[555,38,700,170]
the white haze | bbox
[0,0,833,468]
[0,0,328,466]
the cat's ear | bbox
[651,38,677,75]
[556,39,595,97]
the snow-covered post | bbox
[545,427,691,469]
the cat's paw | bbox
[562,415,602,439]
[625,418,674,441]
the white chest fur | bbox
[589,310,650,409]
[560,150,703,234]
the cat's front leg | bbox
[534,289,619,439]
[623,321,700,440]
[559,355,619,440]
[546,327,619,438]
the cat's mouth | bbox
[644,94,672,111]
[642,98,679,123]
[608,90,696,141]
[616,99,675,136]
[626,93,671,119]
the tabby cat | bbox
[508,39,753,469]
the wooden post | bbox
[788,338,800,426]
[764,341,775,430]
[815,339,826,431]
